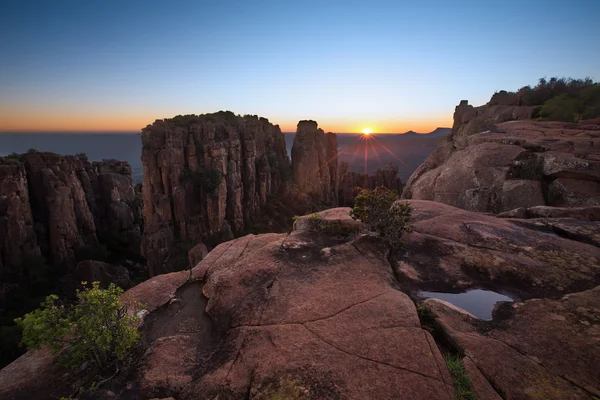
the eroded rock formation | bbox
[0,153,142,271]
[4,201,599,400]
[140,112,290,276]
[402,118,600,212]
[291,120,339,205]
[450,98,537,139]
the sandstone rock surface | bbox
[3,201,600,399]
[402,119,600,212]
[395,200,600,298]
[0,153,142,311]
[424,287,600,399]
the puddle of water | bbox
[419,289,514,320]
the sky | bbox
[1,0,599,134]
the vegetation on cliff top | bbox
[169,111,243,127]
[498,77,600,122]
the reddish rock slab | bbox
[396,200,600,298]
[424,287,600,400]
[0,348,68,400]
[139,335,200,398]
[178,214,454,399]
[462,356,502,400]
[497,205,600,220]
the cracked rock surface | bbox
[3,202,599,399]
[176,210,455,399]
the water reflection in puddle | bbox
[419,289,514,320]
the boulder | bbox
[187,242,208,268]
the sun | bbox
[362,128,373,135]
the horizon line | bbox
[1,128,451,135]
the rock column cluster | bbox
[291,120,339,205]
[140,113,290,275]
[0,153,141,271]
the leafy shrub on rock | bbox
[351,187,411,249]
[15,282,139,370]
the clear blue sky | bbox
[1,0,599,133]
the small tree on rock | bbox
[15,282,139,370]
[351,187,411,249]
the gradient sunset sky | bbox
[1,0,599,133]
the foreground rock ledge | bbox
[2,201,600,399]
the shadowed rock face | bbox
[0,160,40,269]
[338,162,402,206]
[0,153,141,270]
[2,201,599,399]
[291,120,339,206]
[140,114,290,276]
[402,119,600,212]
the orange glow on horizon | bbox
[0,107,451,134]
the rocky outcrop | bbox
[0,153,141,271]
[396,200,600,298]
[3,200,600,399]
[338,162,402,206]
[425,288,600,399]
[0,160,41,270]
[141,112,290,276]
[402,120,600,212]
[450,98,537,139]
[291,121,339,205]
[395,200,600,399]
[187,242,208,268]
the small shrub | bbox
[380,201,412,249]
[351,187,399,232]
[307,213,325,231]
[351,187,411,249]
[27,148,39,154]
[15,282,139,370]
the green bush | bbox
[351,187,399,232]
[15,282,139,370]
[538,94,581,122]
[351,187,411,249]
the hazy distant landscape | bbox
[0,133,143,183]
[2,128,448,184]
